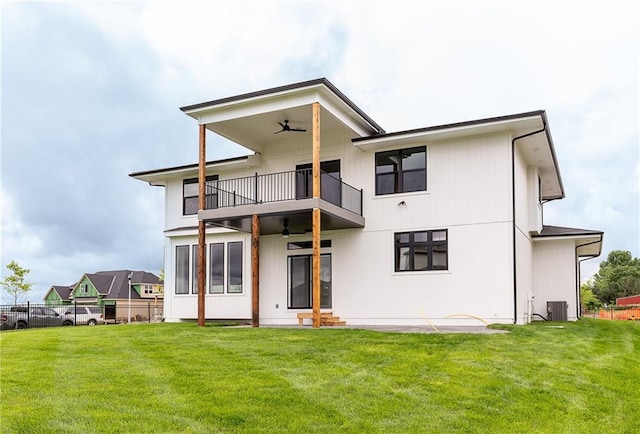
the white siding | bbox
[533,239,578,321]
[258,133,517,326]
[165,177,198,231]
[513,144,534,324]
[363,133,513,231]
[159,130,544,326]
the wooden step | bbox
[297,312,346,326]
[321,315,346,327]
[323,319,346,326]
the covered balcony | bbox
[181,79,384,327]
[198,168,365,235]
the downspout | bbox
[575,235,604,320]
[511,123,547,324]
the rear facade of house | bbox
[131,78,603,326]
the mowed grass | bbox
[1,319,638,433]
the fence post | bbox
[148,303,151,323]
[74,300,77,326]
[27,301,30,324]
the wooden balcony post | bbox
[312,102,321,328]
[312,208,321,328]
[251,214,260,327]
[197,124,206,327]
[312,102,320,200]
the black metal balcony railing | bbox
[205,169,363,215]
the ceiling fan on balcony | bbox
[274,120,307,134]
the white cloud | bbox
[0,189,44,264]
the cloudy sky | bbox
[1,1,638,302]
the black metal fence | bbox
[206,169,363,215]
[0,302,164,331]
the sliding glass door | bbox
[295,160,341,207]
[288,254,331,309]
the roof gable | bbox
[179,78,384,154]
[44,285,73,302]
[94,270,161,300]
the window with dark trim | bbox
[183,175,219,215]
[191,245,205,294]
[227,242,243,293]
[175,245,190,294]
[209,243,224,294]
[177,241,243,295]
[375,146,426,195]
[395,230,448,272]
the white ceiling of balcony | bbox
[180,81,382,154]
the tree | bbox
[0,261,33,305]
[580,281,601,311]
[592,250,640,305]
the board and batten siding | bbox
[513,141,534,324]
[362,133,513,231]
[161,129,550,325]
[533,239,578,321]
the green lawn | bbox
[1,319,638,433]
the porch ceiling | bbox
[180,79,383,154]
[201,105,349,154]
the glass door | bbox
[295,160,341,207]
[288,254,331,309]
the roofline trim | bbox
[179,78,385,134]
[352,110,545,143]
[532,230,604,239]
[129,155,252,178]
[539,111,566,199]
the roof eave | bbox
[180,78,384,138]
[129,154,260,184]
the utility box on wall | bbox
[547,301,568,321]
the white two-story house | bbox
[130,78,603,327]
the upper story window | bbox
[375,146,426,195]
[395,229,448,272]
[183,175,218,215]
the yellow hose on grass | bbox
[445,313,489,326]
[419,308,440,332]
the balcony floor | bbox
[199,197,365,235]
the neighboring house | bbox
[616,295,640,306]
[44,285,74,305]
[44,270,163,322]
[130,78,603,327]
